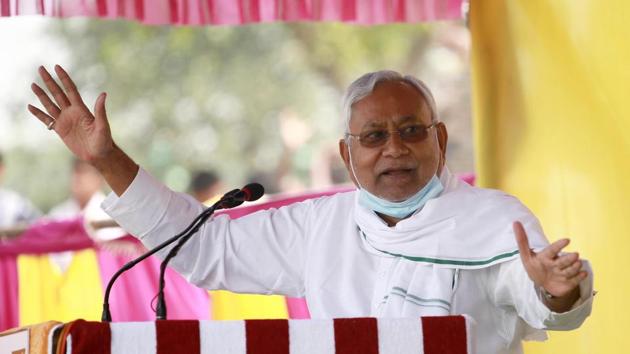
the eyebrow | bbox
[362,115,418,129]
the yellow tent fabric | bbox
[471,1,630,353]
[18,250,103,325]
[210,290,288,320]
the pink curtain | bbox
[0,0,463,25]
[0,255,18,330]
[0,218,212,331]
[95,238,211,322]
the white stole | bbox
[355,168,549,317]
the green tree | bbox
[4,19,472,211]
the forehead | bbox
[350,80,431,129]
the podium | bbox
[0,316,474,354]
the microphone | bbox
[216,188,242,208]
[229,183,265,203]
[214,183,263,209]
[100,183,264,322]
[154,183,265,320]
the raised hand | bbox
[27,65,138,196]
[514,221,586,311]
[28,65,114,162]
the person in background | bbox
[0,151,41,228]
[49,159,105,219]
[48,158,125,242]
[48,158,124,271]
[188,170,224,205]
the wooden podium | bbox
[0,316,474,354]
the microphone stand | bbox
[100,190,238,322]
[154,193,242,319]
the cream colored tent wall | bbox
[470,1,630,353]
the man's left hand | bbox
[513,221,586,312]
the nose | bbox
[382,131,409,158]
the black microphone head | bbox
[242,183,264,201]
[220,198,244,208]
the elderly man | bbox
[28,66,593,353]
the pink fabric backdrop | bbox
[0,255,18,331]
[95,237,211,322]
[0,218,212,331]
[0,0,463,25]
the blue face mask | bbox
[358,174,444,218]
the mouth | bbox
[380,167,415,177]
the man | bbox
[27,66,593,353]
[0,151,41,228]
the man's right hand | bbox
[28,65,138,196]
[28,65,114,162]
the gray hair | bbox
[341,70,438,134]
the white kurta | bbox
[102,168,594,354]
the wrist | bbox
[539,287,556,300]
[539,286,580,313]
[90,144,139,197]
[92,145,117,172]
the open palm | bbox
[28,65,113,162]
[514,221,586,297]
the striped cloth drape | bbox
[58,316,473,353]
[0,0,463,25]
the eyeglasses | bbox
[345,122,438,148]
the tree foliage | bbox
[3,19,471,211]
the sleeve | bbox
[491,258,594,337]
[101,167,310,297]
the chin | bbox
[378,188,417,202]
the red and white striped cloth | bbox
[55,316,473,354]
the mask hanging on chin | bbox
[357,174,444,218]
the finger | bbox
[513,221,534,262]
[39,65,70,109]
[540,238,570,260]
[31,83,61,118]
[93,92,111,130]
[54,65,85,106]
[561,260,583,278]
[554,252,579,270]
[566,270,588,287]
[94,92,106,120]
[27,104,55,128]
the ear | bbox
[338,138,358,186]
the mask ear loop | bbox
[433,123,444,177]
[346,138,364,190]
